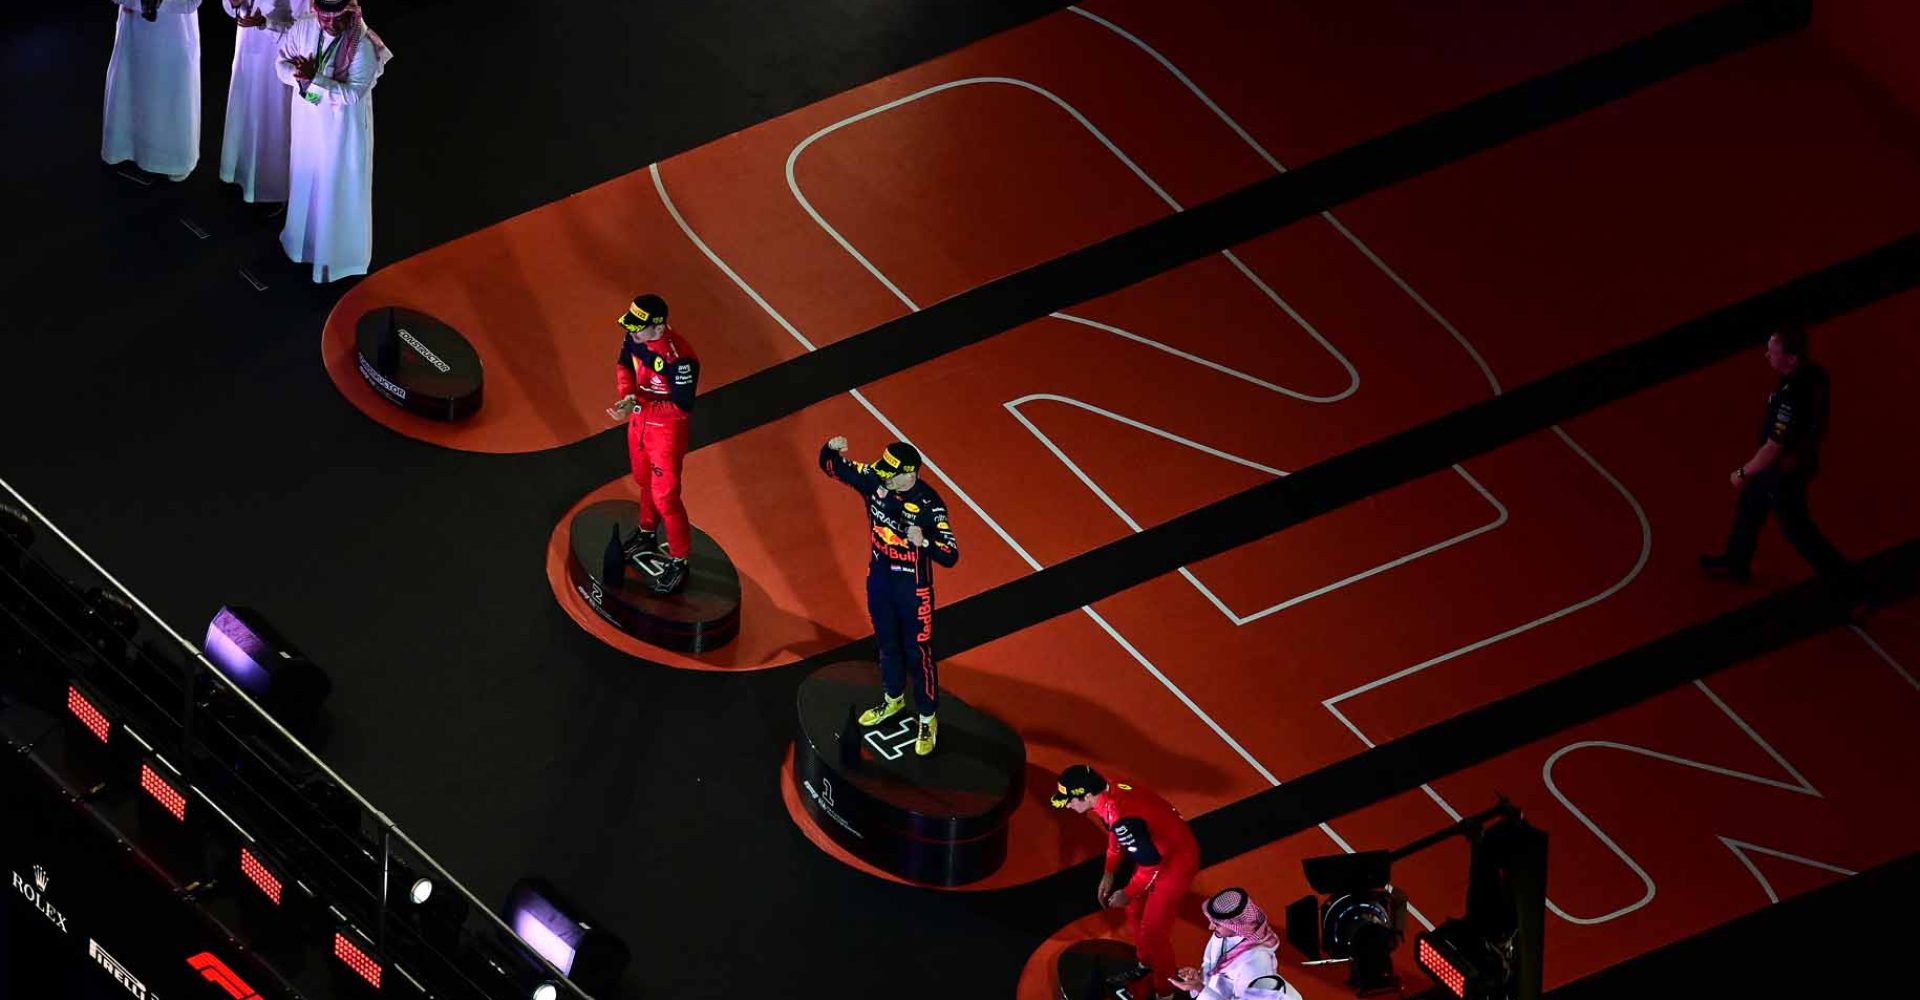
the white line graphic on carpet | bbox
[646,7,1669,934]
[785,75,1360,404]
[1718,838,1857,905]
[1004,392,1509,625]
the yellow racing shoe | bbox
[859,693,907,727]
[914,714,938,756]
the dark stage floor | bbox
[3,3,1916,999]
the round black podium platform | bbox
[1055,940,1141,1000]
[564,500,740,653]
[354,306,484,421]
[791,661,1025,886]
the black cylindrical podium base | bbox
[353,307,484,421]
[564,499,740,653]
[791,661,1025,886]
[1055,940,1141,1000]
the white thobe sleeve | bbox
[1198,945,1279,1000]
[273,23,306,87]
[224,1,288,28]
[307,28,384,107]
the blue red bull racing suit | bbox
[819,444,960,711]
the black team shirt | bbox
[1759,362,1829,476]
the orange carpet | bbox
[330,0,1920,994]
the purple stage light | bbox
[501,878,629,993]
[204,607,274,697]
[506,885,581,974]
[199,606,331,738]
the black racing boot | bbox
[647,556,689,596]
[1102,963,1151,989]
[623,527,660,560]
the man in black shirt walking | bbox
[1700,327,1866,607]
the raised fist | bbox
[827,436,848,453]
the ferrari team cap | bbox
[619,293,669,330]
[1049,764,1107,807]
[872,442,921,478]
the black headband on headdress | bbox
[1205,887,1250,921]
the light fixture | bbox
[1324,889,1405,995]
[1303,849,1391,894]
[1415,814,1548,1000]
[139,757,188,821]
[0,502,33,558]
[79,586,139,660]
[238,845,285,905]
[502,878,629,994]
[390,860,469,955]
[333,927,383,990]
[1419,935,1467,998]
[1416,918,1509,1000]
[1289,853,1406,996]
[532,983,558,1000]
[66,682,112,744]
[1298,800,1546,1000]
[203,606,332,738]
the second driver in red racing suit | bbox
[1054,764,1201,1000]
[820,437,958,756]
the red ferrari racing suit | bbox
[1097,781,1200,997]
[615,327,698,559]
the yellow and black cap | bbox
[872,442,921,479]
[1049,764,1107,808]
[618,293,669,332]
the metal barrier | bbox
[0,476,595,1000]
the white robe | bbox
[1191,938,1302,1000]
[219,0,306,202]
[276,15,389,283]
[102,0,204,180]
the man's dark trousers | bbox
[1723,469,1862,596]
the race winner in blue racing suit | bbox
[820,437,959,756]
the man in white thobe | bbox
[276,0,390,283]
[219,1,306,202]
[102,0,204,181]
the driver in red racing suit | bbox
[610,293,698,595]
[1054,764,1201,1000]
